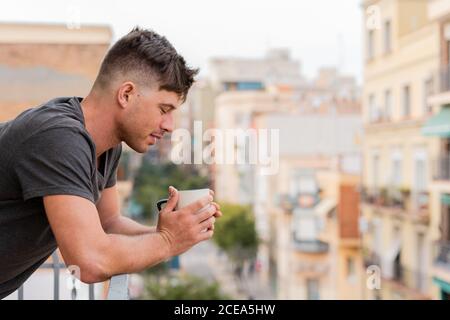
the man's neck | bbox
[80,92,120,158]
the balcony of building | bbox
[290,194,334,255]
[360,186,429,223]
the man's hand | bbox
[156,186,219,257]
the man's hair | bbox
[94,26,199,102]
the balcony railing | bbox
[361,187,429,217]
[16,251,129,300]
[361,186,408,209]
[107,274,130,300]
[292,238,329,253]
[434,241,450,267]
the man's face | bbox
[118,85,181,153]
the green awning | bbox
[433,277,450,294]
[422,106,450,137]
[441,194,450,205]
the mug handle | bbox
[157,198,169,212]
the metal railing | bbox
[361,186,408,209]
[107,274,130,300]
[17,251,129,300]
[361,187,429,214]
[292,238,329,253]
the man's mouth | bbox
[150,133,163,140]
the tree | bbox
[212,203,259,273]
[132,162,209,221]
[144,274,231,300]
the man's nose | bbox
[161,112,174,133]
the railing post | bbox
[18,286,24,300]
[107,274,130,300]
[52,251,60,300]
[89,284,95,300]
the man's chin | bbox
[125,141,153,154]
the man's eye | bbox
[160,108,167,115]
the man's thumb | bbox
[163,186,179,212]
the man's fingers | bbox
[198,229,214,241]
[196,204,217,222]
[183,194,213,213]
[162,186,179,213]
[211,202,222,218]
[200,216,215,229]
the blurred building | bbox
[209,48,305,92]
[208,49,362,298]
[254,111,363,299]
[421,0,450,300]
[361,0,439,300]
[0,22,111,121]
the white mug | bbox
[157,188,211,211]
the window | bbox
[403,85,411,118]
[384,20,391,53]
[390,149,402,187]
[384,89,392,120]
[373,153,380,189]
[346,257,357,284]
[368,30,375,60]
[423,78,434,114]
[369,94,377,122]
[289,169,317,197]
[306,278,320,300]
[413,151,427,191]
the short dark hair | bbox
[94,26,199,102]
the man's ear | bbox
[117,82,136,109]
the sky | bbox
[0,0,363,83]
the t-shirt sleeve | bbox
[13,127,95,202]
[105,143,122,189]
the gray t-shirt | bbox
[0,97,122,299]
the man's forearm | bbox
[94,231,171,281]
[103,215,156,235]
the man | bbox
[0,27,221,299]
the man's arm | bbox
[97,185,222,235]
[96,185,155,235]
[43,190,216,284]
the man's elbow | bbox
[73,254,112,284]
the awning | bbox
[441,193,450,206]
[422,106,450,137]
[433,277,450,294]
[314,198,337,218]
